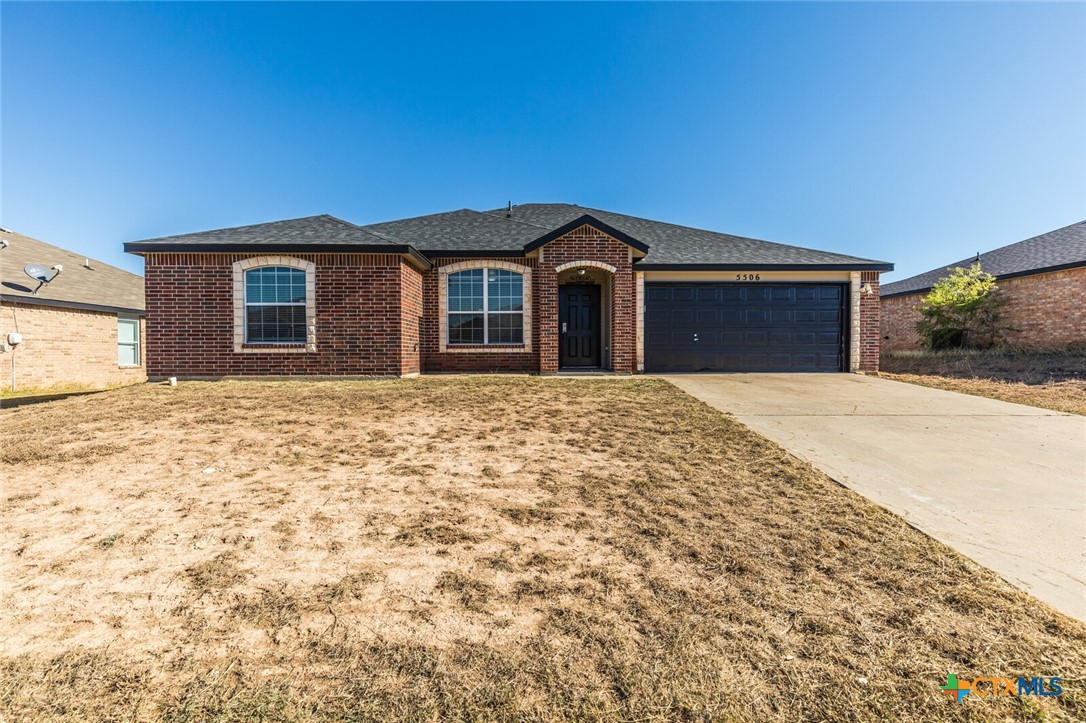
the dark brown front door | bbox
[559,285,601,368]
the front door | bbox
[559,285,601,368]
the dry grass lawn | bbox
[881,349,1086,415]
[1,377,1084,721]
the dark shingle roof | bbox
[125,205,893,270]
[1,230,144,313]
[365,209,544,252]
[881,220,1086,298]
[364,203,890,268]
[480,204,889,267]
[126,214,397,247]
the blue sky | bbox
[2,2,1083,279]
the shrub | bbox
[915,263,1010,349]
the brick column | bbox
[859,271,881,372]
[537,249,560,374]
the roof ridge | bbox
[129,214,333,245]
[882,218,1086,292]
[319,214,406,244]
[475,207,553,230]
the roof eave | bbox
[1,295,145,316]
[124,242,433,271]
[634,262,895,272]
[420,249,527,259]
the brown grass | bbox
[1,377,1083,721]
[880,348,1086,414]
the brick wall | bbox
[144,252,419,378]
[400,263,423,376]
[537,226,637,374]
[421,257,539,373]
[0,302,146,392]
[859,271,881,372]
[881,293,923,351]
[880,265,1086,351]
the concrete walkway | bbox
[661,373,1086,621]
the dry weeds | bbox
[1,377,1083,721]
[881,349,1086,414]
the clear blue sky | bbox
[2,2,1083,279]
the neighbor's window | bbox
[447,268,524,345]
[245,266,307,344]
[118,317,140,365]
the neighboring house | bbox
[1,230,146,392]
[881,220,1086,351]
[124,204,892,378]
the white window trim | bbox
[439,260,532,354]
[233,256,316,354]
[117,316,141,367]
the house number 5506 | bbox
[736,273,761,281]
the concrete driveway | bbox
[662,373,1086,621]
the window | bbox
[118,317,140,365]
[245,266,307,344]
[447,268,524,345]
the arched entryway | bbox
[555,261,616,370]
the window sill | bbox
[442,344,529,354]
[240,343,312,354]
[118,364,143,369]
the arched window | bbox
[447,267,524,345]
[244,266,307,344]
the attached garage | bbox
[644,283,846,373]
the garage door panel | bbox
[768,331,792,345]
[820,310,841,322]
[745,330,769,345]
[794,332,817,346]
[771,310,793,323]
[644,283,847,373]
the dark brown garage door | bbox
[644,283,846,372]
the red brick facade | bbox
[399,263,424,376]
[143,252,423,378]
[140,226,886,377]
[859,271,881,372]
[881,265,1086,351]
[0,302,147,392]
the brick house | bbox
[881,220,1086,351]
[125,204,892,378]
[1,230,146,392]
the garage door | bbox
[645,283,846,372]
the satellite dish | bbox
[24,262,62,294]
[24,263,51,282]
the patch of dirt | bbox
[1,377,1083,721]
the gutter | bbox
[1,295,145,316]
[124,242,434,271]
[634,262,895,272]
